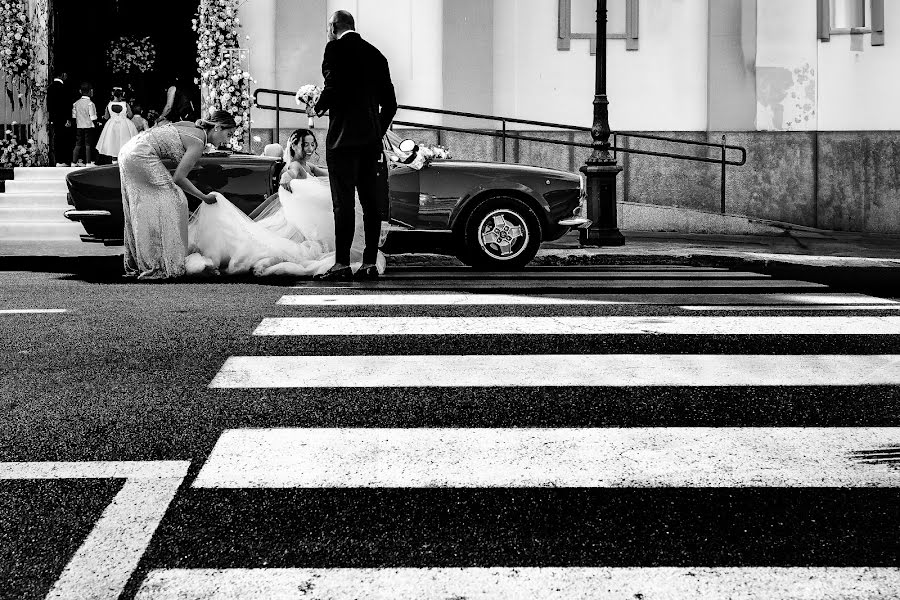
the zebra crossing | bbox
[134,266,900,597]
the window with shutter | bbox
[818,0,885,43]
[558,0,639,53]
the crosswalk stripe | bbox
[0,309,67,314]
[191,428,900,488]
[375,271,773,280]
[681,304,900,311]
[252,316,900,336]
[279,292,895,306]
[135,567,900,599]
[304,279,827,290]
[209,354,900,388]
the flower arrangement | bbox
[106,36,156,75]
[0,0,31,81]
[0,129,39,167]
[295,84,322,127]
[193,0,254,151]
[391,142,452,170]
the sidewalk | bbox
[2,230,898,267]
[1,231,898,294]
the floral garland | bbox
[107,36,156,74]
[0,0,31,81]
[0,128,38,167]
[193,0,254,151]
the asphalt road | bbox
[1,260,900,599]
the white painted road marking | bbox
[191,428,900,489]
[279,292,896,306]
[209,354,900,388]
[279,293,632,306]
[304,279,827,289]
[135,567,900,600]
[0,461,189,600]
[681,305,900,311]
[0,309,67,314]
[253,316,900,336]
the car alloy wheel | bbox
[477,209,529,261]
[461,196,542,270]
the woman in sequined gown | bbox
[117,110,236,279]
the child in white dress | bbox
[97,87,138,162]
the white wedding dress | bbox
[185,175,387,277]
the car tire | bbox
[460,196,542,270]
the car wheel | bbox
[460,196,542,270]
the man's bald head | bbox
[328,10,355,41]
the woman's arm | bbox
[125,103,133,119]
[103,105,111,120]
[158,86,176,120]
[279,161,307,191]
[173,135,216,204]
[310,164,328,177]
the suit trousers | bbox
[51,122,70,165]
[326,144,382,265]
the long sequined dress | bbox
[118,124,203,279]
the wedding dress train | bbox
[185,175,386,277]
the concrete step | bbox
[0,206,69,222]
[0,193,70,208]
[12,166,86,180]
[0,221,85,241]
[3,180,69,194]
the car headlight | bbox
[576,172,587,219]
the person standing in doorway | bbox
[157,74,198,125]
[47,72,72,166]
[71,82,98,166]
[312,10,397,281]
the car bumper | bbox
[557,217,591,228]
[64,209,112,222]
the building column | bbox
[707,0,757,131]
[443,0,493,128]
[328,0,443,125]
[239,0,277,129]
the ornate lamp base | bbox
[579,162,625,247]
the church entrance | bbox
[51,0,201,120]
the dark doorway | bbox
[52,0,201,116]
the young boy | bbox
[71,82,98,166]
[131,103,150,133]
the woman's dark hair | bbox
[287,128,318,161]
[195,110,237,131]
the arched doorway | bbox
[52,0,201,119]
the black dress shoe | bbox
[354,265,380,280]
[313,266,353,281]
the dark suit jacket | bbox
[47,79,71,126]
[315,31,397,151]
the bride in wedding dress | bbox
[185,128,386,277]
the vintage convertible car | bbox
[65,132,588,269]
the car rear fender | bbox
[449,183,550,235]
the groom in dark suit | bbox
[313,10,397,280]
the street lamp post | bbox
[580,0,625,246]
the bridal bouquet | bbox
[295,84,322,113]
[295,84,323,127]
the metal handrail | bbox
[252,87,748,213]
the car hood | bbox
[429,160,580,184]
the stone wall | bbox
[249,126,900,234]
